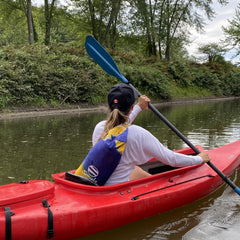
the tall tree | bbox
[26,0,34,44]
[130,0,157,56]
[87,0,97,39]
[223,3,240,57]
[44,0,56,45]
[129,0,228,60]
[71,0,122,47]
[198,43,226,63]
[104,0,121,47]
[0,0,36,44]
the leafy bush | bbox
[122,65,171,100]
[221,68,240,96]
[167,60,192,87]
[0,45,109,108]
[191,65,222,95]
[0,45,239,110]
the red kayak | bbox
[0,140,240,240]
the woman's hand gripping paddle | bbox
[85,35,240,196]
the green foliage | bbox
[0,45,239,110]
[198,43,227,63]
[0,0,28,46]
[0,45,109,108]
[0,0,232,64]
[223,3,240,56]
[190,65,222,95]
[167,60,192,87]
[169,84,212,98]
[122,64,171,100]
[220,68,240,96]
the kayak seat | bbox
[65,172,97,186]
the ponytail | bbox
[100,108,129,140]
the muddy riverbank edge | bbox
[0,97,239,120]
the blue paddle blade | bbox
[235,187,240,195]
[85,35,128,83]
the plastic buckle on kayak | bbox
[42,199,50,208]
[47,229,54,239]
[18,180,29,184]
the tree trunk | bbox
[158,41,162,59]
[26,0,34,44]
[88,0,97,39]
[98,1,105,43]
[104,0,121,48]
[149,0,156,56]
[110,1,120,49]
[165,44,170,61]
[44,0,56,45]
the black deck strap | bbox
[132,174,214,200]
[4,207,15,240]
[42,199,54,239]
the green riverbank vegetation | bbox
[0,1,240,110]
[0,44,239,110]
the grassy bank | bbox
[0,45,240,110]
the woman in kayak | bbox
[75,83,211,186]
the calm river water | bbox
[0,98,240,239]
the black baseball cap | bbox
[108,83,137,112]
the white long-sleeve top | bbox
[92,105,203,185]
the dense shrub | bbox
[190,65,223,95]
[0,45,239,109]
[167,60,193,87]
[122,65,171,100]
[0,45,109,108]
[220,68,240,96]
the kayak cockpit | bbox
[140,160,178,174]
[64,161,177,186]
[140,145,204,175]
[61,162,177,187]
[53,146,205,190]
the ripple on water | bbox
[145,217,189,239]
[183,172,240,240]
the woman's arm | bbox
[128,95,150,124]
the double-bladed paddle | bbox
[85,35,240,196]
